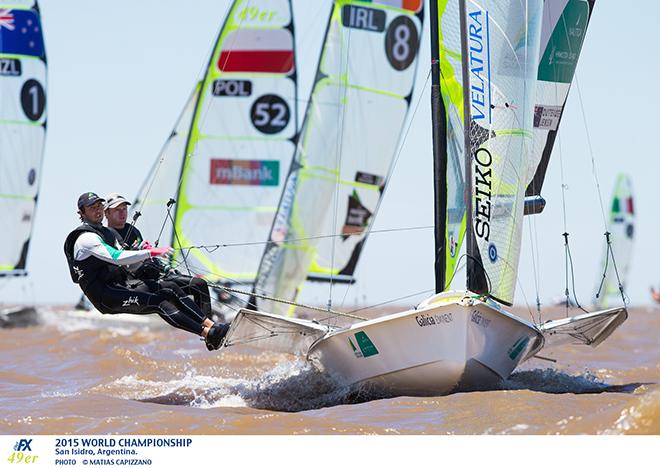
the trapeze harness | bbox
[63,222,206,335]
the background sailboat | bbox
[0,0,47,327]
[593,174,634,308]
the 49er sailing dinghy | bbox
[222,0,627,397]
[0,0,47,327]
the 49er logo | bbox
[7,438,38,464]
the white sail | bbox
[526,0,595,197]
[594,174,634,308]
[463,0,543,305]
[132,0,298,287]
[256,0,424,315]
[0,0,46,276]
[133,84,200,250]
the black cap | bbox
[77,192,105,210]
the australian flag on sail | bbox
[0,9,45,58]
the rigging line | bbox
[328,16,354,316]
[154,199,175,247]
[600,232,629,306]
[575,71,626,307]
[513,257,539,327]
[336,69,433,311]
[555,106,574,316]
[207,282,367,321]
[563,233,590,315]
[379,68,432,208]
[166,207,191,275]
[349,289,435,314]
[594,233,610,303]
[526,218,541,319]
[332,12,430,310]
[175,224,434,250]
[574,75,608,230]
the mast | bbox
[429,1,448,294]
[458,0,490,296]
[458,0,477,295]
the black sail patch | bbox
[342,190,373,239]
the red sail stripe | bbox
[218,50,294,74]
[401,0,422,12]
[627,197,634,215]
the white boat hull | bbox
[306,292,544,396]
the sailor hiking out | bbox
[103,192,214,320]
[63,192,229,350]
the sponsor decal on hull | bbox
[415,312,453,327]
[508,336,530,360]
[349,331,379,358]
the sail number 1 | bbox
[20,79,46,121]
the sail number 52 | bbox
[251,94,290,134]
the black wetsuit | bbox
[64,222,206,335]
[115,224,213,318]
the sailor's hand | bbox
[148,247,173,258]
[140,240,153,249]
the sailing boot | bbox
[205,322,230,351]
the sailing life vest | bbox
[63,223,127,291]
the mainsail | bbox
[594,174,634,308]
[460,0,543,305]
[434,0,595,288]
[133,0,298,288]
[255,0,424,315]
[526,0,595,198]
[0,0,46,276]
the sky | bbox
[3,0,659,312]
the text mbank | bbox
[215,165,273,183]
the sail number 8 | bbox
[385,16,418,71]
[250,94,290,134]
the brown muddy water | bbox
[0,305,658,435]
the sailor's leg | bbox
[97,282,205,336]
[144,299,204,336]
[162,275,213,319]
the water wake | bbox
[503,368,642,394]
[127,360,387,412]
